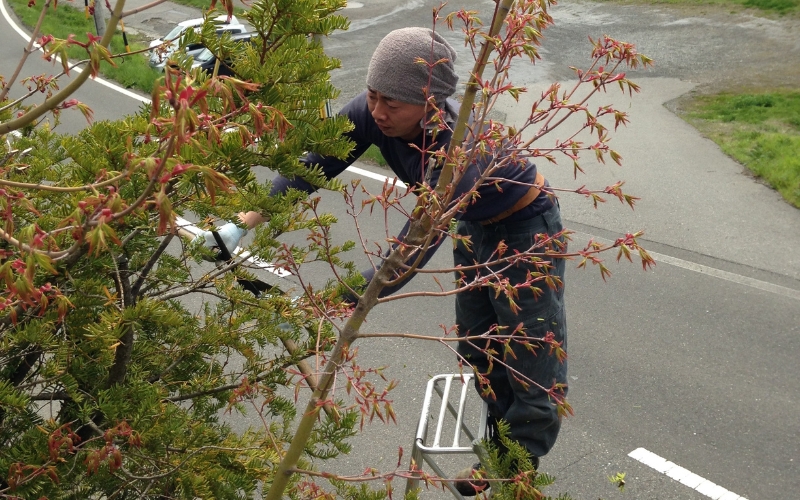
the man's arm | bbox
[358,216,448,299]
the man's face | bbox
[367,88,427,141]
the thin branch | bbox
[28,391,71,401]
[0,0,52,103]
[105,254,135,388]
[131,232,174,297]
[0,170,131,192]
[0,0,129,135]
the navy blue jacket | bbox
[270,91,553,294]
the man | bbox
[198,27,567,496]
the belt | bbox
[480,172,545,225]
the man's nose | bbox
[371,101,387,121]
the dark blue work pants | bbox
[454,204,568,458]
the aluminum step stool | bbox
[405,373,489,499]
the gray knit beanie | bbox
[366,27,458,106]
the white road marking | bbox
[650,251,800,302]
[574,233,800,302]
[346,165,406,188]
[629,448,748,500]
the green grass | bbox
[360,145,388,167]
[7,0,162,93]
[594,0,799,14]
[741,0,799,13]
[683,91,800,207]
[168,0,213,10]
[168,0,247,16]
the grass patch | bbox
[7,0,162,94]
[682,90,800,207]
[167,0,213,11]
[742,0,799,13]
[168,0,247,17]
[359,145,388,167]
[594,0,799,14]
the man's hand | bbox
[239,211,267,228]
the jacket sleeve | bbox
[356,217,448,299]
[270,94,373,196]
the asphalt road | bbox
[2,0,800,499]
